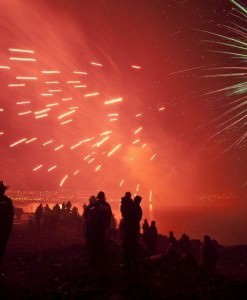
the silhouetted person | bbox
[0,182,14,264]
[34,204,43,231]
[202,235,217,272]
[178,233,192,255]
[168,231,177,247]
[84,191,112,265]
[142,219,150,251]
[66,200,72,212]
[133,195,143,234]
[147,221,158,256]
[120,192,143,266]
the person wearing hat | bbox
[0,181,14,264]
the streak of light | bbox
[83,154,91,161]
[66,80,80,84]
[59,174,69,187]
[104,97,123,105]
[73,71,88,75]
[134,126,143,135]
[149,190,153,203]
[74,85,87,88]
[18,110,32,116]
[57,109,76,120]
[41,70,60,74]
[46,103,59,107]
[73,170,80,176]
[231,0,247,14]
[9,57,36,62]
[9,48,35,53]
[88,158,95,164]
[136,184,140,192]
[168,65,208,75]
[0,108,4,112]
[33,165,43,172]
[16,76,37,80]
[54,144,64,151]
[45,81,60,84]
[9,138,27,147]
[48,165,57,172]
[48,89,62,92]
[158,107,166,111]
[150,153,157,160]
[40,93,53,97]
[107,144,122,157]
[132,139,140,144]
[35,113,48,119]
[0,66,10,69]
[135,113,143,117]
[95,164,102,172]
[34,108,51,115]
[61,97,72,101]
[84,92,99,98]
[109,118,118,122]
[119,179,125,187]
[141,143,147,148]
[0,131,4,135]
[16,101,31,105]
[60,119,73,125]
[25,137,38,144]
[107,113,119,117]
[70,137,94,150]
[90,62,103,67]
[100,130,112,136]
[42,140,53,146]
[8,83,26,87]
[92,136,110,147]
[131,65,141,69]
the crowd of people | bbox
[0,181,218,272]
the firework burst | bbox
[202,0,247,151]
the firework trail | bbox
[201,0,247,150]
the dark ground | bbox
[1,221,247,300]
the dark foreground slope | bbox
[1,223,247,300]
